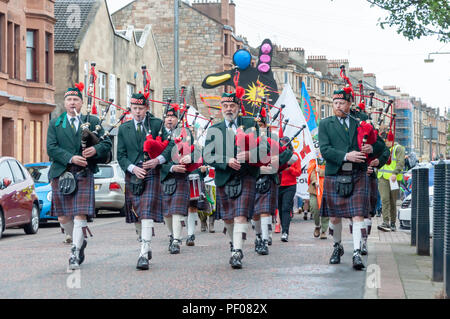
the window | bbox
[99,72,107,100]
[321,82,325,95]
[0,161,14,182]
[26,165,50,184]
[14,24,20,79]
[94,165,114,179]
[7,21,13,78]
[26,30,37,81]
[0,14,4,72]
[224,34,229,56]
[321,104,326,119]
[8,160,25,183]
[306,77,311,90]
[126,83,135,108]
[45,32,52,84]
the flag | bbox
[300,82,318,137]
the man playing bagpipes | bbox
[159,105,202,254]
[47,83,112,270]
[252,106,294,255]
[204,91,265,269]
[117,92,173,271]
[318,87,386,270]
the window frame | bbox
[26,29,37,82]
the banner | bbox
[300,82,318,137]
[271,83,317,199]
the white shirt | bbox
[224,119,238,134]
[67,114,80,132]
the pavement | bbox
[0,209,445,299]
[364,215,445,299]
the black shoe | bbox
[78,240,87,265]
[361,241,368,256]
[186,235,195,246]
[303,213,308,220]
[168,235,174,252]
[268,236,272,246]
[329,243,344,264]
[68,247,80,270]
[258,240,269,255]
[170,239,181,254]
[136,256,149,270]
[147,249,152,260]
[254,235,262,253]
[390,222,396,232]
[377,222,391,232]
[352,250,365,270]
[281,232,289,242]
[229,249,243,269]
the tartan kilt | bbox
[254,180,278,216]
[162,173,190,217]
[320,170,370,218]
[216,175,257,221]
[50,165,95,217]
[368,175,378,216]
[124,168,163,223]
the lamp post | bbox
[424,52,450,63]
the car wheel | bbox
[119,206,126,217]
[24,203,39,235]
[87,216,94,223]
[0,209,4,239]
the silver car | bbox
[94,162,126,217]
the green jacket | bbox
[204,116,260,187]
[117,113,173,174]
[318,115,385,176]
[47,113,112,180]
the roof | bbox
[55,0,99,52]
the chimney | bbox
[306,55,328,76]
[221,0,229,27]
[349,67,364,82]
[363,73,376,87]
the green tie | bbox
[137,122,142,134]
[70,118,76,134]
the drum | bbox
[189,174,201,200]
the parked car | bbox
[398,186,434,236]
[25,162,55,223]
[0,157,40,239]
[94,162,126,217]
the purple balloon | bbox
[259,54,271,63]
[258,63,270,73]
[261,43,272,54]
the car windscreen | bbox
[94,166,114,179]
[26,166,50,184]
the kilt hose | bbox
[320,170,370,219]
[216,175,257,221]
[254,180,278,216]
[368,175,378,216]
[50,165,95,217]
[162,173,190,217]
[124,168,163,224]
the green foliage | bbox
[366,0,450,42]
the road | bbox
[0,212,368,299]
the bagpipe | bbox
[338,65,396,161]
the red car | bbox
[0,157,40,239]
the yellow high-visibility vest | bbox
[377,144,403,181]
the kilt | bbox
[254,180,278,216]
[124,168,163,223]
[320,170,370,218]
[50,165,95,217]
[216,175,257,221]
[162,173,190,217]
[368,175,378,216]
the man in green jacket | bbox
[204,92,261,269]
[117,93,172,270]
[319,88,385,270]
[47,84,112,270]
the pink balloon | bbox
[261,43,272,54]
[259,54,271,63]
[258,63,270,73]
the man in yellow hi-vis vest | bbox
[377,131,405,232]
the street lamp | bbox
[424,52,450,63]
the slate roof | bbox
[54,0,98,52]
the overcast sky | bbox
[107,0,449,116]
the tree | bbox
[366,0,450,42]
